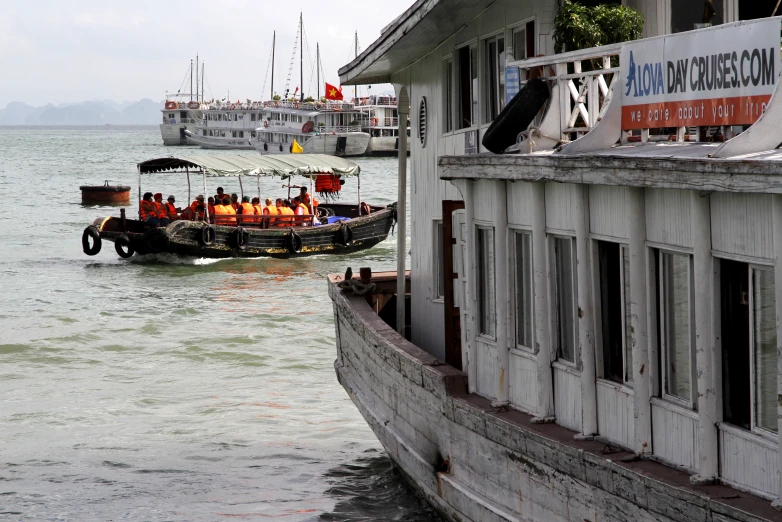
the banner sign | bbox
[620,19,781,129]
[505,67,520,105]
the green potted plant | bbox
[553,0,644,53]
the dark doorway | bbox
[442,200,465,370]
[336,136,347,155]
[720,259,751,430]
[740,0,779,20]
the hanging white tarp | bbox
[137,153,360,177]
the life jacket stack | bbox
[315,174,343,201]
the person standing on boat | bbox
[153,193,170,226]
[240,196,255,224]
[214,187,227,202]
[139,192,159,227]
[164,195,179,221]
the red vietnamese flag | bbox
[325,83,343,101]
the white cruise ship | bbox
[250,99,369,156]
[183,100,260,150]
[354,95,409,155]
[160,96,204,146]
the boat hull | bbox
[184,131,255,150]
[328,277,772,522]
[159,123,190,145]
[93,205,395,259]
[253,133,370,157]
[366,136,399,155]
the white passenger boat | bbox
[159,59,207,146]
[329,2,782,521]
[354,95,409,155]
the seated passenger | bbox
[153,193,170,226]
[293,196,309,216]
[213,197,228,225]
[164,195,180,221]
[207,197,216,224]
[139,192,159,227]
[276,198,294,227]
[230,193,241,211]
[252,197,263,216]
[223,196,238,225]
[240,196,255,224]
[299,186,312,213]
[186,195,205,221]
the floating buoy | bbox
[79,181,131,204]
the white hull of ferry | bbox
[183,130,255,150]
[366,136,400,155]
[253,132,370,157]
[159,123,193,146]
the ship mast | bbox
[196,54,199,102]
[300,13,304,102]
[317,43,320,99]
[271,31,276,100]
[190,59,193,101]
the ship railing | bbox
[202,100,358,112]
[353,97,398,107]
[162,117,196,124]
[507,42,622,142]
[314,125,364,134]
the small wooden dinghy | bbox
[81,154,396,259]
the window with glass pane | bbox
[477,227,496,337]
[470,47,478,127]
[753,268,777,432]
[513,28,527,60]
[553,237,576,363]
[483,37,506,122]
[661,252,692,402]
[457,47,472,129]
[671,0,723,33]
[598,241,632,383]
[435,221,444,299]
[514,232,533,348]
[444,58,453,132]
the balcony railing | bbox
[507,43,623,147]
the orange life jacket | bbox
[295,203,308,216]
[164,202,178,219]
[241,202,255,223]
[277,206,293,227]
[225,204,237,225]
[232,201,241,211]
[253,204,263,215]
[213,204,228,225]
[153,201,166,218]
[139,200,155,220]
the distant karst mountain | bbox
[0,99,162,125]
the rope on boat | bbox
[337,279,377,296]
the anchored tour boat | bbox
[81,154,395,259]
[329,2,782,522]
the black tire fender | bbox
[82,226,102,256]
[144,227,170,253]
[231,227,249,250]
[481,78,550,154]
[199,224,216,245]
[338,223,354,246]
[264,143,268,152]
[287,228,303,254]
[114,234,135,258]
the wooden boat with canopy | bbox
[81,153,396,259]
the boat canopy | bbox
[137,154,361,177]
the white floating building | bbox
[329,1,782,521]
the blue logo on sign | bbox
[624,50,665,98]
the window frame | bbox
[509,17,536,62]
[749,264,777,437]
[481,32,506,124]
[456,42,478,130]
[550,235,578,366]
[596,240,634,386]
[476,224,497,340]
[512,227,534,352]
[657,249,696,409]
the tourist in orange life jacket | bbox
[213,197,227,225]
[299,186,312,212]
[276,198,293,226]
[240,196,255,224]
[186,195,205,221]
[230,193,241,211]
[252,197,263,215]
[214,186,226,202]
[223,196,238,225]
[293,196,309,216]
[207,197,216,224]
[262,198,277,228]
[139,192,160,226]
[153,193,170,226]
[164,195,180,221]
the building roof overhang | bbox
[339,0,495,86]
[439,144,782,194]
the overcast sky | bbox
[1,0,407,107]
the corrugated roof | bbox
[137,154,360,177]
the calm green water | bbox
[0,127,432,521]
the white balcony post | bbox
[575,184,598,438]
[691,191,718,484]
[395,86,410,336]
[628,187,651,455]
[531,182,554,421]
[494,181,510,405]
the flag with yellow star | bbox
[324,82,343,101]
